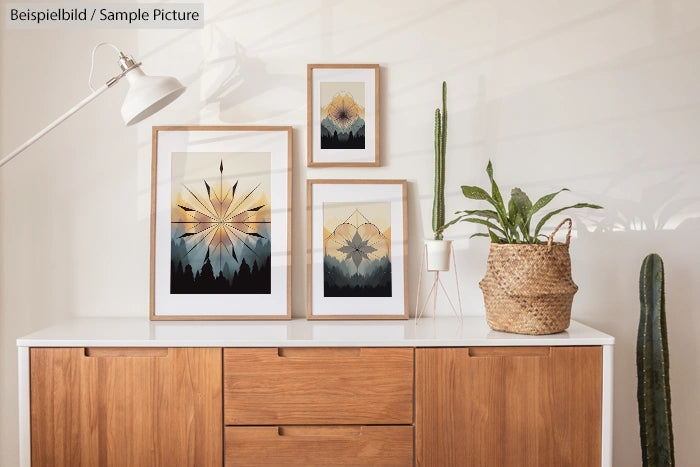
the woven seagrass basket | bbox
[479,218,578,335]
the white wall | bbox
[1,0,699,464]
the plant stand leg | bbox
[451,243,463,323]
[417,271,440,322]
[437,273,462,325]
[415,245,427,324]
[415,243,463,324]
[432,272,438,320]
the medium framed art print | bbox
[307,64,379,167]
[150,126,292,320]
[307,179,408,319]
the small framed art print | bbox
[307,179,408,319]
[150,126,292,320]
[307,64,380,167]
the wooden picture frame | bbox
[307,64,380,167]
[307,179,408,319]
[150,126,292,320]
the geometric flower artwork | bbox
[323,202,391,297]
[307,179,407,319]
[170,152,271,294]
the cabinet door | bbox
[30,347,222,467]
[416,346,602,467]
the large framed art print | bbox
[307,64,379,167]
[307,179,408,319]
[150,126,292,320]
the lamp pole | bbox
[0,83,113,169]
[0,44,185,169]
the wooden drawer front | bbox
[224,425,414,466]
[224,347,413,425]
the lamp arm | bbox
[0,82,114,169]
[0,43,184,169]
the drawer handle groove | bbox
[276,347,362,358]
[276,426,363,437]
[468,347,550,358]
[84,347,169,358]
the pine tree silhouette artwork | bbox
[170,153,272,294]
[320,83,366,150]
[323,202,392,297]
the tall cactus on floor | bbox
[637,253,674,466]
[432,81,447,240]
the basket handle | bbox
[547,218,573,247]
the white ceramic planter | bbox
[425,239,452,271]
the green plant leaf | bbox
[435,214,465,234]
[485,161,500,200]
[511,187,533,234]
[460,217,506,235]
[507,198,523,242]
[514,212,531,243]
[454,209,499,219]
[483,161,514,242]
[438,207,500,236]
[527,188,572,241]
[510,227,521,243]
[438,207,500,237]
[460,186,508,241]
[461,185,495,202]
[529,188,569,220]
[469,232,491,239]
[533,203,604,238]
[508,197,518,224]
[511,188,532,212]
[488,229,503,243]
[485,161,510,237]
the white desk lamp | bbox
[0,42,186,168]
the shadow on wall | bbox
[193,28,303,122]
[594,164,700,232]
[572,162,700,466]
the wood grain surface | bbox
[224,347,414,425]
[30,347,222,467]
[416,346,602,467]
[224,425,413,466]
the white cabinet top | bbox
[17,317,613,347]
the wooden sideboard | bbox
[18,318,614,466]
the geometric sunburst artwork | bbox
[323,201,391,297]
[170,152,271,294]
[320,82,366,149]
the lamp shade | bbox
[120,67,186,125]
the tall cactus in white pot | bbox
[426,81,451,271]
[416,81,462,323]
